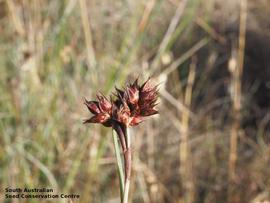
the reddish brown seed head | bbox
[97,92,112,113]
[83,94,112,126]
[83,113,110,124]
[84,99,100,114]
[84,78,159,128]
[126,86,139,105]
[129,116,143,126]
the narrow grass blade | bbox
[113,129,125,202]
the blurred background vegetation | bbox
[0,0,270,202]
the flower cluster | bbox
[83,78,159,189]
[83,78,159,129]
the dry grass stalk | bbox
[79,0,97,74]
[179,57,196,203]
[138,0,156,33]
[228,0,247,201]
[195,18,226,44]
[6,0,25,36]
[160,38,209,77]
[151,0,188,72]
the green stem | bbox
[123,128,131,203]
[112,129,125,202]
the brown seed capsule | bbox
[84,78,158,127]
[83,95,112,126]
[97,93,112,113]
